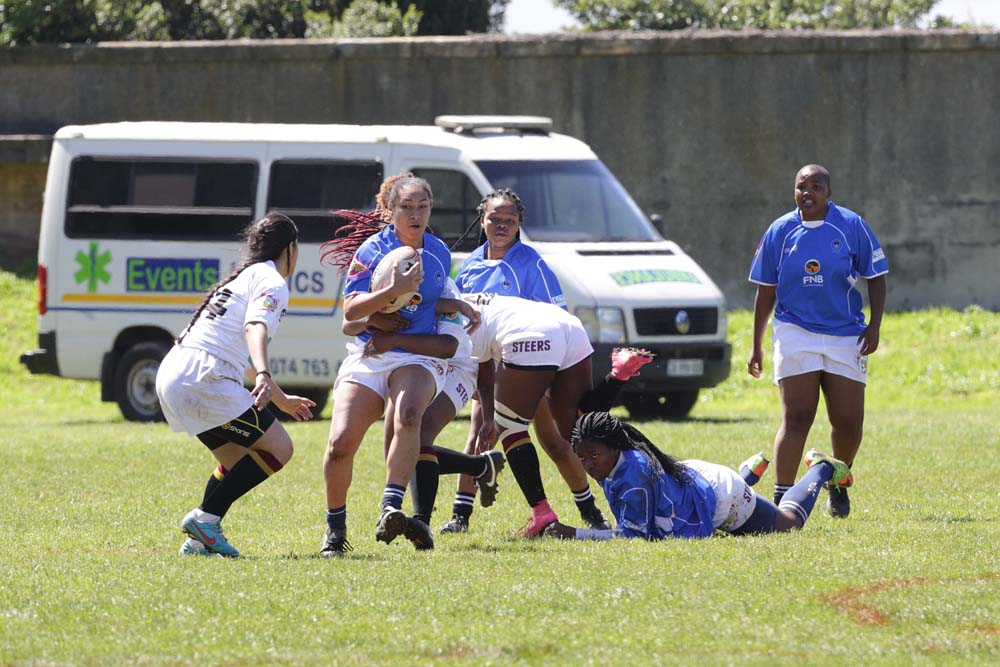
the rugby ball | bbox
[371,246,423,313]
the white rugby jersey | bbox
[461,293,581,363]
[179,260,288,373]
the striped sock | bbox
[201,451,283,518]
[778,464,833,526]
[412,446,439,524]
[773,483,793,505]
[572,487,597,514]
[326,505,347,532]
[201,464,227,505]
[381,483,406,513]
[452,491,475,519]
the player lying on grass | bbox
[543,411,853,540]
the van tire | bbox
[114,342,169,422]
[273,387,330,422]
[621,390,699,422]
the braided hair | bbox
[177,212,298,343]
[475,188,525,248]
[319,173,434,273]
[571,411,690,485]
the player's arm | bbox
[748,284,776,378]
[364,331,458,359]
[243,322,274,410]
[436,296,481,333]
[859,274,886,355]
[473,360,497,453]
[544,521,621,540]
[342,311,409,336]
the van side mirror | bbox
[649,213,664,236]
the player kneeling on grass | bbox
[544,411,853,540]
[155,213,316,558]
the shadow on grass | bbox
[628,415,756,425]
[3,417,123,428]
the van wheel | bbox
[621,390,699,422]
[273,387,330,422]
[114,342,169,422]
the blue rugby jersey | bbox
[455,239,566,309]
[601,449,716,539]
[749,202,888,336]
[343,225,451,342]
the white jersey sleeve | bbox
[179,260,288,373]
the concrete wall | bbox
[2,31,998,309]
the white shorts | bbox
[683,460,758,532]
[772,321,868,385]
[501,320,593,370]
[441,356,478,413]
[155,345,252,435]
[334,341,448,401]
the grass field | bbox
[2,268,998,666]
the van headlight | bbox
[575,306,626,343]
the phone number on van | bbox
[269,358,331,377]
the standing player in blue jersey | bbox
[438,189,617,535]
[317,174,453,556]
[747,165,888,518]
[543,412,853,541]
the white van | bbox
[21,117,731,421]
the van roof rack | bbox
[434,115,553,135]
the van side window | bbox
[66,158,257,240]
[267,161,383,243]
[410,169,481,252]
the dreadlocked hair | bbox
[571,411,689,485]
[319,173,435,273]
[177,212,298,344]
[319,209,386,274]
[475,188,525,247]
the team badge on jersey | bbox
[259,292,280,312]
[831,239,842,252]
[347,258,369,280]
[804,259,821,274]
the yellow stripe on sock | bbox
[249,450,276,476]
[503,436,534,453]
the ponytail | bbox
[178,212,297,343]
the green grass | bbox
[2,268,998,666]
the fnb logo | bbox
[804,259,821,274]
[803,275,824,286]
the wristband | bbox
[575,528,618,541]
[256,370,271,378]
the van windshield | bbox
[475,160,660,243]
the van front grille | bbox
[633,307,718,336]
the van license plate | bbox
[667,359,703,377]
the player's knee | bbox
[393,402,425,431]
[325,433,360,463]
[495,400,531,448]
[782,408,815,433]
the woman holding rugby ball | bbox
[317,173,464,556]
